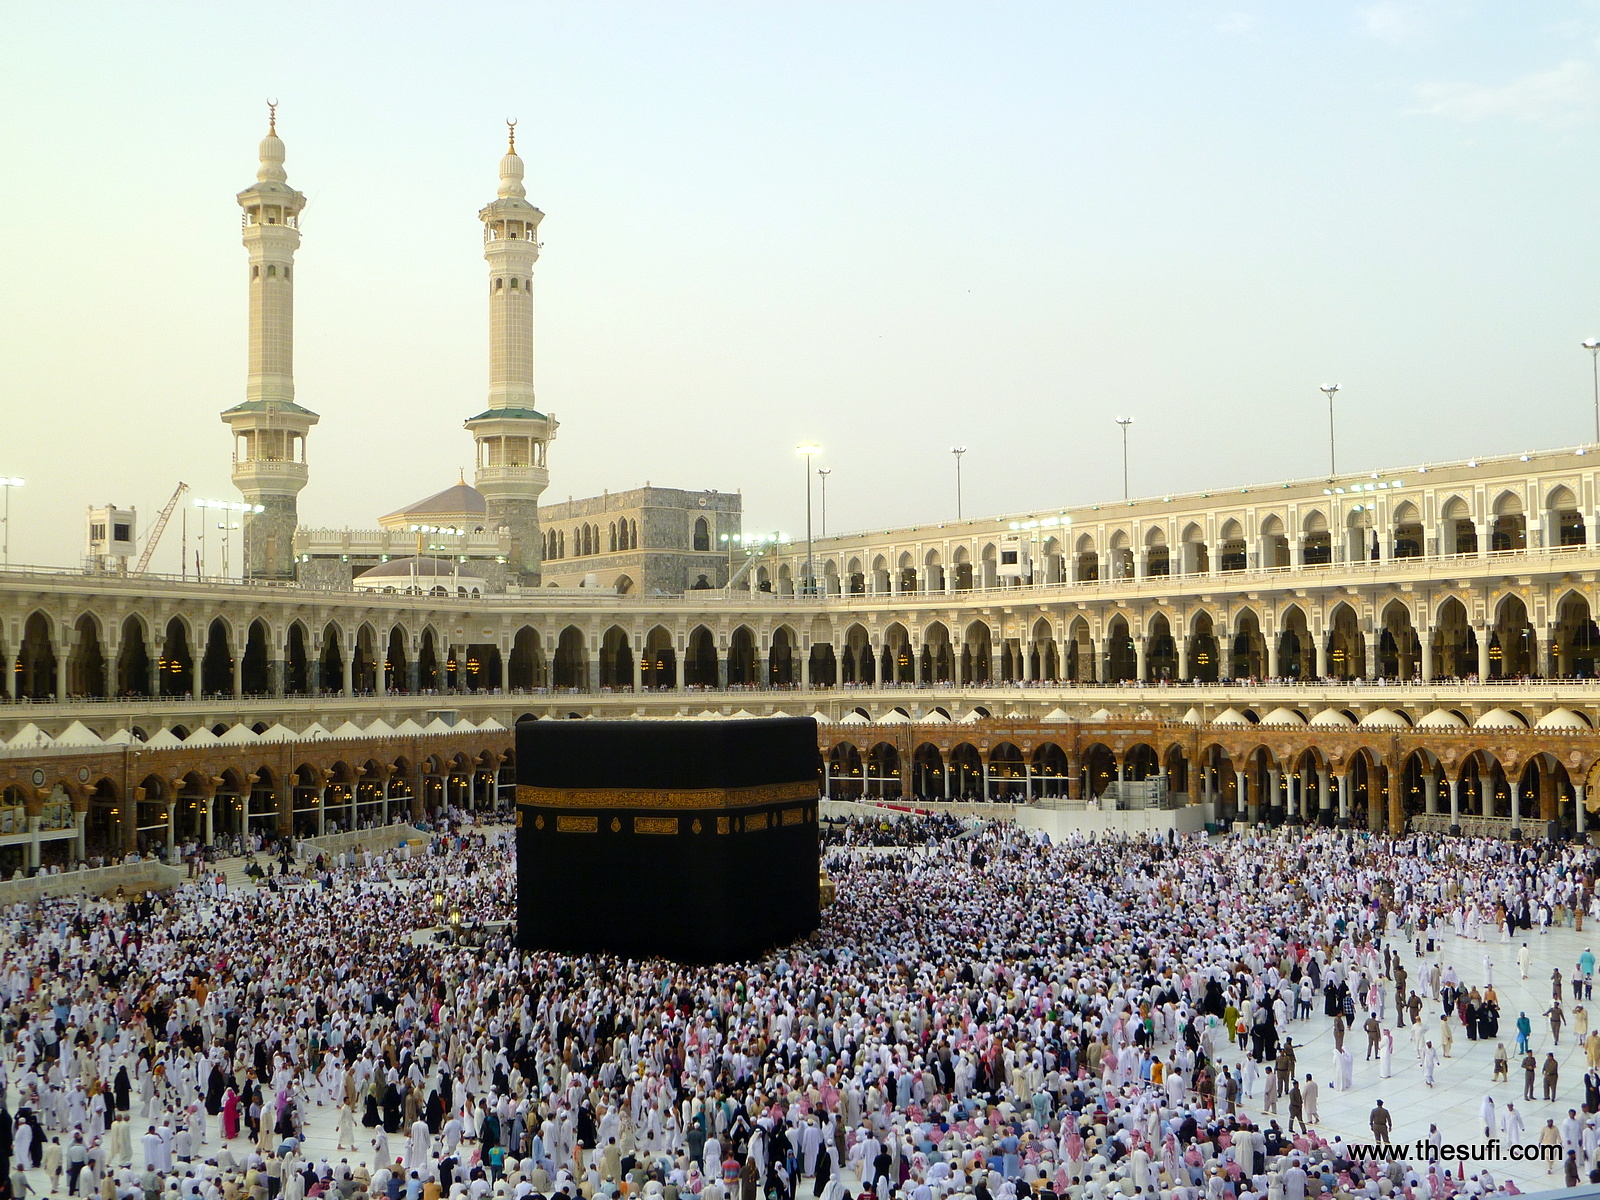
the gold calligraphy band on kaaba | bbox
[516,781,817,810]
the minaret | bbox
[221,103,318,582]
[465,121,556,587]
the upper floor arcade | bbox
[765,443,1600,598]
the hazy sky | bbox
[4,3,1600,572]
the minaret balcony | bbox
[475,463,550,490]
[231,458,309,494]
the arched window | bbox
[251,265,260,279]
[609,522,617,553]
[266,265,277,277]
[510,277,519,289]
[495,278,503,291]
[693,517,710,552]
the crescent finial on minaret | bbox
[268,98,279,134]
[507,118,517,153]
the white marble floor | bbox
[26,908,1599,1197]
[1221,915,1599,1192]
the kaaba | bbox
[515,716,822,962]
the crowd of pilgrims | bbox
[0,818,1598,1200]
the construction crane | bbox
[135,482,189,575]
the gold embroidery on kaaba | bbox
[691,819,703,834]
[781,807,805,826]
[716,817,730,834]
[534,814,545,830]
[516,781,816,809]
[635,817,679,835]
[515,811,524,828]
[610,818,621,832]
[745,812,770,831]
[556,816,598,833]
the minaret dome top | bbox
[258,102,287,184]
[498,119,526,200]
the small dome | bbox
[1041,707,1073,723]
[354,556,487,595]
[1260,707,1307,727]
[877,711,910,725]
[1359,708,1409,729]
[1180,707,1205,726]
[1089,707,1113,722]
[499,149,526,199]
[1309,708,1355,727]
[810,711,833,725]
[1416,709,1468,730]
[1211,707,1251,727]
[1474,707,1528,730]
[1537,707,1591,730]
[257,128,287,184]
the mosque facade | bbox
[6,115,1600,863]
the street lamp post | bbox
[817,468,831,538]
[1584,341,1600,443]
[951,447,967,519]
[1319,384,1340,477]
[193,497,265,581]
[0,477,23,570]
[796,443,820,596]
[1115,418,1133,500]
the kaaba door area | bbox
[515,717,822,963]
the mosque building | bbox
[7,110,1600,863]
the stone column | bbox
[800,646,812,689]
[1363,632,1379,680]
[632,654,643,692]
[1578,784,1587,840]
[54,642,68,699]
[1135,637,1148,682]
[1509,779,1522,838]
[316,785,327,836]
[1318,768,1332,822]
[1266,636,1280,679]
[675,645,687,690]
[1315,637,1328,679]
[1267,767,1281,819]
[204,795,215,848]
[27,815,40,871]
[406,657,421,694]
[1236,770,1253,825]
[343,650,355,698]
[147,644,161,697]
[231,639,244,698]
[1448,778,1460,833]
[271,657,285,698]
[165,803,176,863]
[1338,773,1351,823]
[1478,628,1492,679]
[1420,633,1434,682]
[1424,773,1437,815]
[981,762,990,802]
[499,647,510,692]
[1176,636,1190,681]
[74,808,87,862]
[1477,520,1491,560]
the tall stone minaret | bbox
[465,121,556,587]
[221,103,318,582]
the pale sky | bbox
[4,3,1600,572]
